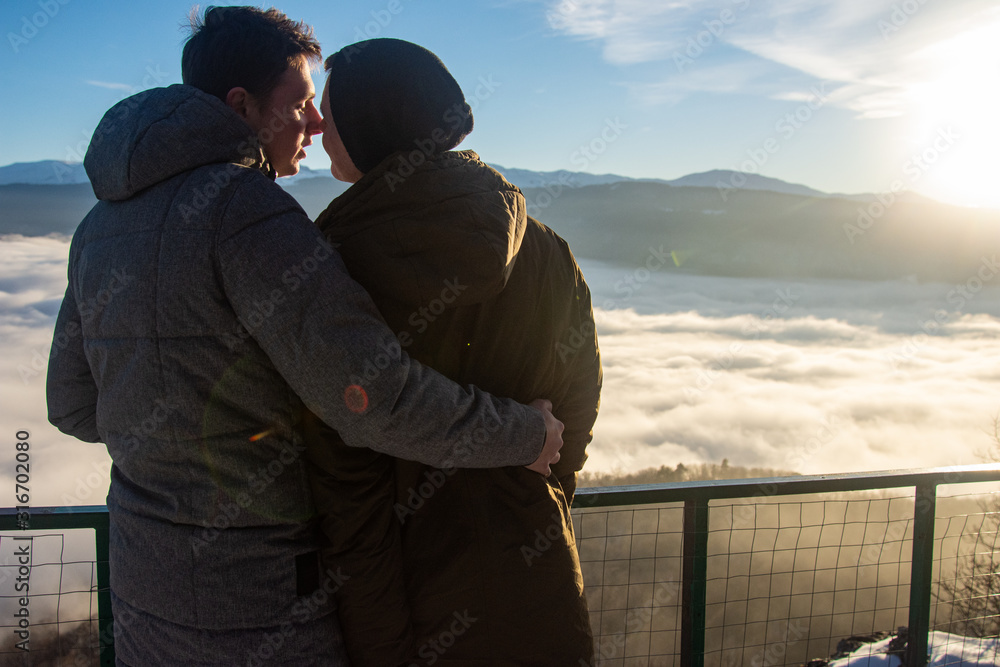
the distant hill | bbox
[0,161,88,186]
[489,164,667,190]
[4,160,885,199]
[4,160,999,285]
[276,164,335,185]
[668,170,827,198]
[521,180,1000,283]
[0,183,96,235]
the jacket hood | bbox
[85,84,270,201]
[315,150,526,308]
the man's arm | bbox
[218,185,559,469]
[47,266,101,443]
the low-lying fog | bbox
[4,235,1000,505]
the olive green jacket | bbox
[306,150,602,666]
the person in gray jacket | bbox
[45,7,563,666]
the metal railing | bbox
[573,464,1000,666]
[1,464,999,666]
[0,505,112,665]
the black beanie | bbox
[325,38,474,174]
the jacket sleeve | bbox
[46,278,102,444]
[216,187,546,469]
[551,257,602,504]
[47,231,101,443]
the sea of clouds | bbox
[581,258,1000,477]
[3,235,1000,506]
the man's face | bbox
[244,56,323,177]
[320,77,363,183]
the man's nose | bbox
[305,102,323,136]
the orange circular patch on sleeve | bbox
[344,385,369,414]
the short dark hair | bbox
[182,6,321,104]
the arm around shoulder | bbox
[216,188,546,468]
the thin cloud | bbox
[85,80,135,92]
[543,0,1000,118]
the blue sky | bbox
[2,0,999,207]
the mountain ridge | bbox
[4,160,997,285]
[0,159,915,203]
[0,161,89,186]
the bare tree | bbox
[0,621,99,666]
[934,418,1000,637]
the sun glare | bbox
[904,15,1000,209]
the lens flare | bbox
[248,427,276,442]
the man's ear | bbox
[225,87,252,119]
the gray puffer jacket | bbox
[46,85,545,637]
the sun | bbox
[903,16,1000,209]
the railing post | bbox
[95,516,115,666]
[905,482,937,667]
[682,498,709,667]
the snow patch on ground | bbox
[829,631,998,666]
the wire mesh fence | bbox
[931,494,1000,663]
[0,470,997,666]
[574,489,1000,666]
[0,530,104,666]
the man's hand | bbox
[525,399,564,476]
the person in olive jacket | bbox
[306,39,602,666]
